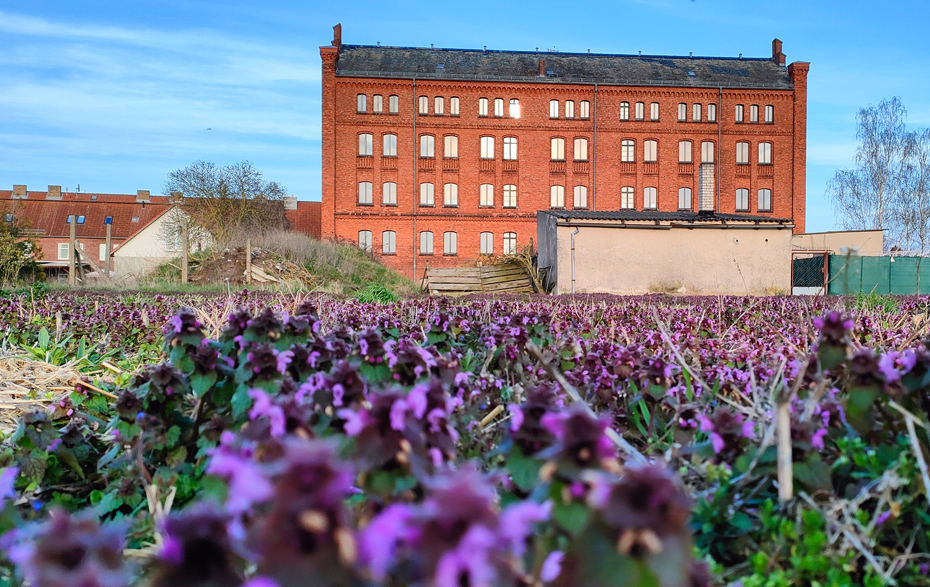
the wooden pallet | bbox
[425,262,536,295]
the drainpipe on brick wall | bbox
[571,227,580,294]
[412,77,418,281]
[592,84,598,211]
[717,86,722,212]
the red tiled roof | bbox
[0,194,174,240]
[0,190,173,205]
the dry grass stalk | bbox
[0,356,81,430]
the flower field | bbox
[1,291,930,587]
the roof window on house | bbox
[105,216,113,225]
[3,214,12,223]
[91,195,98,200]
[66,215,86,224]
[131,217,140,223]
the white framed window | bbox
[621,139,635,162]
[99,243,108,260]
[450,97,460,116]
[550,185,565,208]
[358,182,373,205]
[382,231,396,254]
[708,103,717,122]
[443,231,457,255]
[551,138,565,161]
[565,100,575,119]
[765,105,774,124]
[678,103,687,121]
[504,137,518,160]
[358,133,373,156]
[573,186,587,208]
[479,98,489,117]
[480,136,495,159]
[383,182,397,205]
[480,232,494,255]
[389,95,399,114]
[736,142,749,164]
[494,98,504,117]
[420,183,435,206]
[679,141,692,163]
[419,96,429,115]
[549,100,559,119]
[434,97,444,115]
[750,104,759,123]
[619,101,630,120]
[678,187,692,210]
[357,94,367,113]
[644,187,657,209]
[420,135,435,158]
[164,229,180,253]
[621,186,635,209]
[358,231,372,253]
[373,95,383,114]
[580,100,590,119]
[701,141,715,164]
[574,138,588,161]
[420,231,434,255]
[444,135,459,158]
[57,243,69,260]
[650,102,660,121]
[444,183,458,206]
[503,184,518,208]
[736,188,749,211]
[758,189,772,211]
[503,232,517,255]
[509,99,520,118]
[635,102,644,120]
[383,134,398,156]
[480,184,494,207]
[735,104,744,123]
[644,140,657,162]
[759,142,773,164]
[693,103,702,122]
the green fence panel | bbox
[861,256,890,294]
[828,255,862,295]
[919,259,930,294]
[890,257,920,294]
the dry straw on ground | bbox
[0,355,81,431]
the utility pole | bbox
[68,215,77,286]
[105,216,113,278]
[246,238,252,285]
[181,218,189,284]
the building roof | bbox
[543,209,793,224]
[335,45,793,89]
[0,194,174,240]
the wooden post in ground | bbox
[776,398,793,503]
[105,221,113,278]
[181,218,189,284]
[76,248,86,283]
[246,238,252,285]
[68,215,77,286]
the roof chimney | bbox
[169,191,183,203]
[47,185,61,200]
[136,190,151,203]
[538,59,545,76]
[772,38,785,65]
[12,185,26,199]
[332,23,342,48]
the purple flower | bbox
[169,315,184,333]
[158,536,184,564]
[741,420,755,439]
[242,578,281,587]
[920,563,929,575]
[879,352,901,383]
[434,525,497,587]
[710,432,725,454]
[508,404,525,432]
[876,510,892,526]
[206,443,274,514]
[0,467,18,506]
[337,408,371,436]
[541,550,564,582]
[360,504,416,580]
[499,501,551,557]
[248,389,286,437]
[275,349,293,374]
[811,428,828,450]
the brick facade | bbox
[321,30,809,279]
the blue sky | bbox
[1,0,928,232]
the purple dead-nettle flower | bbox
[241,578,281,587]
[876,510,892,526]
[498,500,552,556]
[361,504,418,580]
[6,509,128,587]
[0,467,18,507]
[151,502,241,587]
[337,408,371,436]
[206,437,274,514]
[541,406,616,468]
[275,349,293,374]
[541,550,564,582]
[811,428,828,450]
[813,311,855,344]
[168,314,184,334]
[434,525,497,587]
[698,409,755,459]
[508,404,525,432]
[248,389,286,437]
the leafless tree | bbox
[828,97,930,252]
[164,160,288,246]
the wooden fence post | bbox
[68,215,77,286]
[181,218,189,284]
[246,238,252,285]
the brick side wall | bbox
[322,54,807,279]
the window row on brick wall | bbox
[357,94,400,114]
[735,104,775,124]
[735,188,773,212]
[357,230,518,256]
[736,141,774,164]
[547,186,774,213]
[357,181,521,208]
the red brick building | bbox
[320,26,809,279]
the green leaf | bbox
[507,447,542,492]
[37,327,50,351]
[55,449,86,480]
[191,371,218,397]
[553,500,591,536]
[231,384,252,419]
[794,455,832,492]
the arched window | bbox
[759,142,773,164]
[736,142,749,164]
[503,185,517,208]
[418,96,428,115]
[503,232,517,255]
[358,182,372,205]
[509,99,521,119]
[443,232,457,255]
[434,97,444,115]
[382,182,397,205]
[504,137,518,160]
[619,102,630,121]
[383,134,397,157]
[644,187,657,209]
[420,135,435,158]
[372,95,383,113]
[758,189,772,211]
[574,138,588,161]
[357,94,367,113]
[420,231,434,255]
[480,184,494,207]
[551,138,565,161]
[358,231,372,253]
[621,186,635,209]
[480,136,495,159]
[678,187,692,210]
[644,140,657,162]
[444,183,458,207]
[551,186,565,208]
[701,141,715,163]
[420,183,435,206]
[621,139,635,162]
[736,188,749,211]
[382,231,396,254]
[573,186,587,209]
[480,232,494,255]
[358,133,373,156]
[678,103,687,121]
[444,135,458,158]
[679,141,692,163]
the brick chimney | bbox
[136,190,151,202]
[772,38,786,66]
[169,191,183,203]
[332,23,342,48]
[47,185,62,199]
[12,185,26,199]
[538,59,545,76]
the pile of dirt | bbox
[190,247,320,289]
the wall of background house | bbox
[112,212,183,280]
[555,223,792,294]
[791,230,884,255]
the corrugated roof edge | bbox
[339,44,778,62]
[542,210,792,224]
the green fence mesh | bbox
[827,255,929,295]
